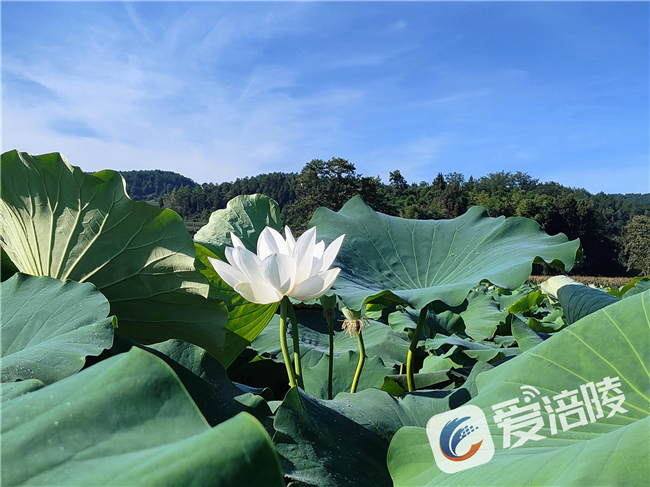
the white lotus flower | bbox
[208,226,345,305]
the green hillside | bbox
[119,169,196,201]
[121,159,650,277]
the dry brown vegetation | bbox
[527,275,633,288]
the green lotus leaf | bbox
[303,352,395,399]
[507,289,545,314]
[106,336,273,429]
[425,334,521,362]
[510,314,545,351]
[384,360,494,402]
[388,307,464,337]
[493,287,533,309]
[492,334,517,347]
[194,193,282,259]
[624,279,650,298]
[456,290,507,341]
[382,371,453,394]
[555,283,620,324]
[193,195,283,366]
[389,290,506,343]
[528,305,567,332]
[450,361,494,404]
[608,275,650,298]
[421,346,462,373]
[1,379,44,402]
[273,385,475,487]
[1,348,284,487]
[0,150,228,359]
[1,274,115,384]
[334,388,460,440]
[309,196,580,310]
[387,290,650,486]
[541,276,621,324]
[273,387,392,487]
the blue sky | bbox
[2,1,648,193]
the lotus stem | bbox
[407,307,427,392]
[350,328,366,393]
[286,300,304,389]
[320,295,337,399]
[279,297,296,388]
[323,308,336,399]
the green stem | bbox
[350,328,366,393]
[324,310,335,399]
[279,297,296,388]
[287,300,304,389]
[407,307,427,392]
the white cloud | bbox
[423,89,493,106]
[239,66,298,100]
[1,3,366,183]
[3,2,646,195]
[124,2,152,42]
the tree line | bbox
[125,159,650,277]
[120,169,197,202]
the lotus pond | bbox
[1,150,648,487]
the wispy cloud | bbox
[239,66,297,100]
[2,3,365,181]
[423,89,493,106]
[326,43,420,69]
[2,1,647,193]
[49,118,104,140]
[124,2,152,42]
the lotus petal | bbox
[261,253,296,296]
[257,227,288,259]
[313,241,325,259]
[320,235,345,273]
[230,233,246,249]
[285,226,296,254]
[230,247,263,282]
[308,256,323,279]
[234,281,283,305]
[207,257,248,289]
[293,227,318,285]
[291,268,340,302]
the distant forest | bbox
[121,170,197,201]
[120,159,650,277]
